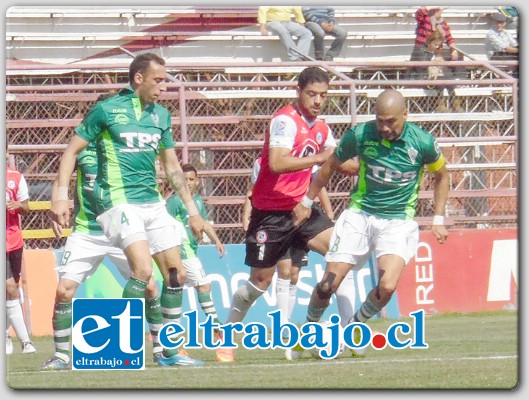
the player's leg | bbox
[335,270,356,328]
[147,203,202,367]
[287,248,308,320]
[229,208,292,324]
[288,209,367,360]
[144,277,163,357]
[275,251,292,329]
[110,246,163,359]
[352,218,418,323]
[183,258,221,327]
[6,247,35,354]
[96,204,153,299]
[41,232,108,369]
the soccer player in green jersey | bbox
[41,142,163,370]
[50,53,205,367]
[165,164,232,362]
[291,89,449,358]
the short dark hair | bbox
[128,53,165,84]
[96,92,113,102]
[297,67,330,90]
[182,163,198,174]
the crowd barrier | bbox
[20,228,517,336]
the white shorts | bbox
[96,202,185,254]
[182,257,210,287]
[325,209,419,267]
[58,231,131,284]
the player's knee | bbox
[197,283,211,292]
[377,281,397,300]
[315,272,338,300]
[168,267,182,288]
[56,284,76,302]
[236,281,264,304]
[315,280,335,300]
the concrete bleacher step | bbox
[6,5,512,64]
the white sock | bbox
[275,278,290,325]
[227,281,265,323]
[287,284,298,320]
[335,271,356,327]
[6,299,30,342]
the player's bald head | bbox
[374,89,408,141]
[375,89,407,115]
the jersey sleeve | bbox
[196,196,208,219]
[334,127,359,163]
[159,111,175,149]
[423,136,446,172]
[166,195,184,220]
[323,127,337,149]
[269,114,298,149]
[250,158,261,184]
[16,173,29,202]
[75,103,106,143]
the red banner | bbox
[397,229,518,315]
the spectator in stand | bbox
[302,7,347,61]
[407,31,463,113]
[485,13,518,60]
[258,6,313,61]
[5,162,36,355]
[409,7,465,79]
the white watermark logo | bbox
[159,309,428,359]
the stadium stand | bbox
[6,6,509,63]
[5,6,518,248]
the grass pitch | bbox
[6,311,518,390]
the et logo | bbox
[72,298,145,370]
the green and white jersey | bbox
[75,87,175,212]
[73,145,103,234]
[165,193,208,260]
[335,121,444,219]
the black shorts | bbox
[278,246,308,268]
[245,206,333,268]
[6,247,24,282]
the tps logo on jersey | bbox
[72,298,145,370]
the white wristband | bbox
[185,200,199,217]
[56,186,69,201]
[432,215,445,225]
[301,195,314,208]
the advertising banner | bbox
[22,229,517,335]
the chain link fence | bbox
[6,62,517,248]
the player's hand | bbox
[51,220,63,239]
[432,224,448,244]
[216,242,225,258]
[188,214,205,240]
[292,202,312,227]
[6,200,20,212]
[49,200,71,229]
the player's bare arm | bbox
[269,146,332,174]
[50,135,89,229]
[160,148,205,237]
[204,221,225,257]
[6,199,29,214]
[431,164,450,244]
[293,153,340,226]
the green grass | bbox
[6,311,518,390]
